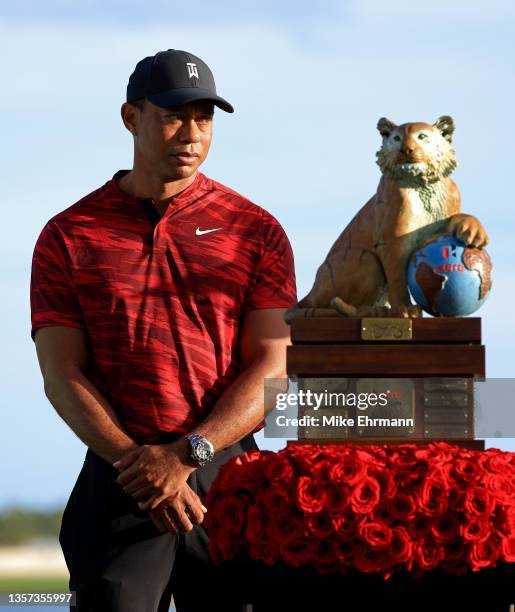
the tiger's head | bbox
[375,116,458,186]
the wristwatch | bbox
[185,433,215,467]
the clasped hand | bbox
[113,442,207,535]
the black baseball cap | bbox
[126,49,234,113]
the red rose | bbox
[264,455,294,483]
[297,476,326,513]
[464,487,495,517]
[414,446,445,461]
[211,462,244,495]
[451,459,482,484]
[272,514,305,545]
[485,474,515,504]
[468,538,500,570]
[353,544,392,575]
[265,454,295,482]
[447,487,466,510]
[390,526,413,565]
[306,512,334,538]
[238,450,265,463]
[372,507,395,527]
[214,496,247,534]
[280,537,312,567]
[492,506,515,537]
[350,477,381,514]
[285,448,318,475]
[212,528,245,561]
[355,447,383,468]
[416,475,449,516]
[415,537,442,571]
[249,540,278,566]
[245,504,265,542]
[306,448,332,461]
[310,538,337,568]
[312,460,334,485]
[358,521,393,550]
[206,443,515,580]
[237,459,269,492]
[461,517,490,543]
[502,532,515,562]
[334,538,354,564]
[403,471,427,489]
[258,483,291,516]
[333,513,365,542]
[387,493,417,521]
[430,441,462,456]
[478,451,515,474]
[406,516,430,539]
[369,467,397,501]
[430,512,461,542]
[325,486,350,514]
[390,451,430,475]
[330,455,366,486]
[443,537,467,564]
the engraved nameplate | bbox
[424,424,470,438]
[423,393,469,408]
[361,318,413,341]
[424,408,469,424]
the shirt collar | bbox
[108,169,208,212]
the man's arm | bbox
[116,307,291,511]
[193,307,291,448]
[35,325,139,464]
[34,325,206,534]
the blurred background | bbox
[1,0,514,605]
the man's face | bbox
[124,99,214,181]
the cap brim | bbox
[146,87,234,113]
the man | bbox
[30,49,297,611]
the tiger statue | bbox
[285,115,489,322]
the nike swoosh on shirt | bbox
[195,227,224,235]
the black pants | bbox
[59,433,260,612]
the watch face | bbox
[193,439,214,463]
[197,444,211,460]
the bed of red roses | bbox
[204,442,515,580]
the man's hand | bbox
[148,489,207,535]
[113,440,206,514]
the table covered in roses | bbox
[204,442,515,611]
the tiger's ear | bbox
[377,117,397,138]
[434,116,455,142]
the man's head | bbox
[122,98,215,181]
[121,50,233,181]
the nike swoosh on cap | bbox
[196,227,224,235]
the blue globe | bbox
[407,234,492,316]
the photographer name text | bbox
[275,414,414,428]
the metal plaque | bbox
[361,318,413,341]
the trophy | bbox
[284,116,492,450]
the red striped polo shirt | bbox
[30,170,297,442]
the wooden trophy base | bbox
[286,317,486,450]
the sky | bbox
[1,0,514,509]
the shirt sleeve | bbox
[30,222,86,342]
[243,213,297,312]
